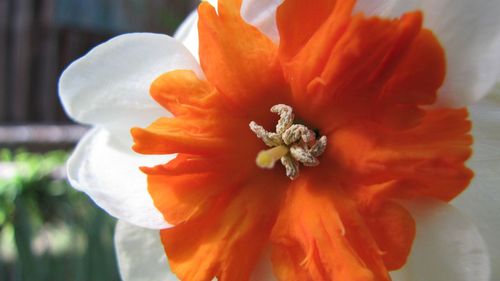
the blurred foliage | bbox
[0,149,120,281]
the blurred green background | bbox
[1,0,198,280]
[0,150,119,281]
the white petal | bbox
[174,10,200,61]
[354,0,401,16]
[115,220,177,281]
[453,86,500,279]
[241,0,283,43]
[67,128,173,229]
[115,220,275,281]
[390,199,490,281]
[59,33,202,145]
[355,0,500,107]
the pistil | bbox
[256,145,289,169]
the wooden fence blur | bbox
[0,0,197,125]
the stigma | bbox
[249,104,327,180]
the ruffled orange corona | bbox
[131,0,473,280]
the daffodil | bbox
[59,0,500,280]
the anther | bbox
[281,155,299,179]
[271,104,294,134]
[249,121,283,147]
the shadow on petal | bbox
[115,220,178,281]
[390,199,490,281]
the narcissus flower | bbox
[59,0,500,280]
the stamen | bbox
[249,121,283,147]
[310,136,327,157]
[250,104,328,179]
[282,124,315,145]
[271,104,294,134]
[290,144,320,167]
[281,155,299,179]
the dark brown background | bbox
[0,0,198,125]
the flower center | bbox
[249,104,327,180]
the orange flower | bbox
[128,0,474,280]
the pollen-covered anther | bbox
[249,104,327,180]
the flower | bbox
[59,0,500,280]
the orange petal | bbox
[372,28,445,129]
[363,201,416,270]
[327,108,472,203]
[131,117,228,155]
[308,12,424,100]
[276,0,338,60]
[270,175,390,281]
[278,9,445,135]
[277,0,355,100]
[198,0,289,114]
[133,69,241,155]
[142,153,229,176]
[377,29,445,106]
[140,68,265,158]
[143,153,254,225]
[149,69,228,117]
[160,174,287,281]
